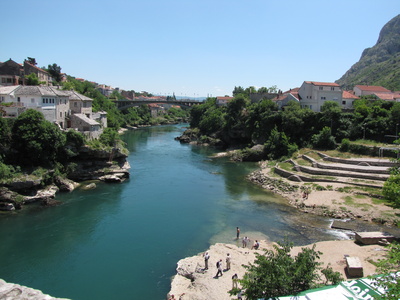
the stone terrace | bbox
[274,151,396,188]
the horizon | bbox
[1,1,399,97]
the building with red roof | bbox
[272,88,300,109]
[216,96,234,106]
[353,85,391,96]
[298,81,342,112]
[341,90,359,109]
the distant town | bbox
[1,57,400,138]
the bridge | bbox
[112,99,203,110]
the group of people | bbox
[241,236,260,250]
[203,252,231,277]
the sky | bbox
[2,0,399,98]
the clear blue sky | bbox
[2,0,399,97]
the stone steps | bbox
[302,155,391,175]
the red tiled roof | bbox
[354,85,391,93]
[216,96,234,100]
[24,61,49,74]
[342,90,359,99]
[374,92,394,100]
[304,81,340,87]
[282,87,300,93]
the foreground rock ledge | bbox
[168,240,387,300]
[0,279,70,300]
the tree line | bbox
[188,91,400,160]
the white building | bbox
[341,90,359,110]
[0,85,107,137]
[298,81,342,112]
[0,86,70,128]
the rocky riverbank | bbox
[0,145,130,211]
[0,279,70,300]
[247,163,400,227]
[168,240,388,300]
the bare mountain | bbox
[336,14,400,90]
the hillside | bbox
[336,14,400,90]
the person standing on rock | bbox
[236,227,240,239]
[242,236,249,248]
[203,251,210,270]
[232,273,238,289]
[215,259,223,277]
[226,253,231,270]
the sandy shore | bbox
[168,239,388,300]
[168,157,400,299]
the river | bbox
[0,124,348,299]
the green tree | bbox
[311,126,337,150]
[240,240,323,299]
[11,109,66,166]
[47,63,62,83]
[0,117,13,158]
[199,106,225,135]
[372,242,400,300]
[382,175,400,207]
[232,86,245,96]
[99,128,121,147]
[26,57,37,65]
[224,95,250,141]
[25,73,42,85]
[264,126,298,160]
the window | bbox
[319,87,323,90]
[1,78,5,83]
[17,97,20,102]
[321,97,326,100]
[331,87,335,91]
[6,78,12,83]
[342,101,346,105]
[31,98,35,103]
[60,112,62,117]
[74,102,77,107]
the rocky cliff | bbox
[0,145,130,211]
[336,14,400,90]
[0,279,70,300]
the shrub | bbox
[311,127,336,150]
[339,138,350,152]
[240,240,323,299]
[382,174,400,208]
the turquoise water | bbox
[0,124,341,299]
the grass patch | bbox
[297,158,311,166]
[353,139,386,147]
[337,186,353,193]
[342,195,373,210]
[278,162,294,172]
[343,196,354,204]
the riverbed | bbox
[0,124,347,300]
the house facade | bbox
[0,86,70,128]
[341,90,359,109]
[216,96,234,106]
[272,88,300,109]
[0,59,24,86]
[23,60,52,85]
[64,90,93,117]
[0,58,52,86]
[298,81,342,112]
[0,85,106,137]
